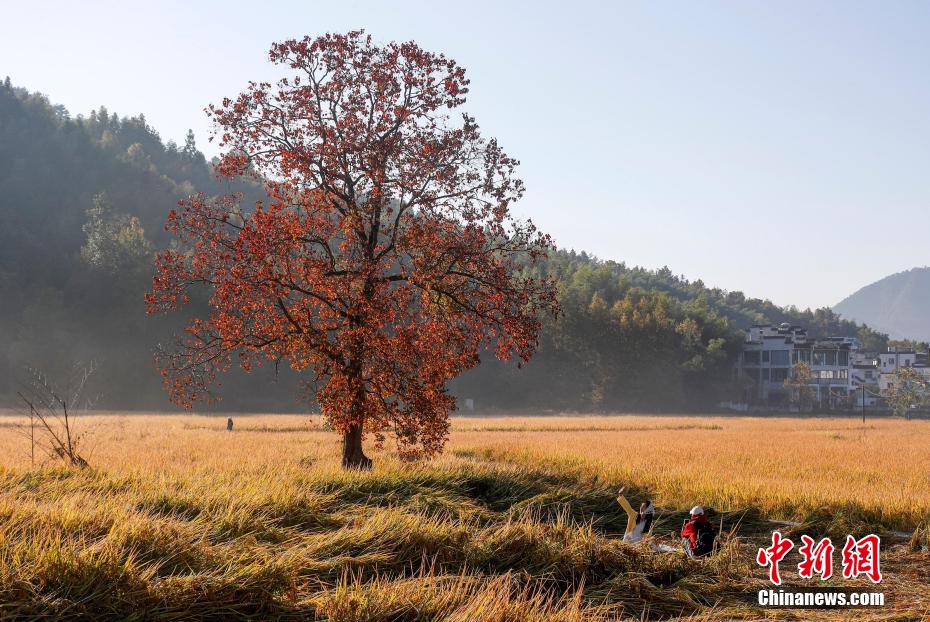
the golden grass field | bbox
[1,412,929,620]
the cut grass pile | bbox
[0,462,756,620]
[0,413,928,620]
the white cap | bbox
[689,505,705,516]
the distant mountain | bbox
[834,267,930,341]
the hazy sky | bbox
[5,1,930,308]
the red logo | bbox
[841,534,882,583]
[757,531,794,585]
[757,532,882,585]
[797,535,834,580]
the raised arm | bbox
[617,494,638,535]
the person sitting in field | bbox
[680,505,716,557]
[616,487,655,543]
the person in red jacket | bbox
[680,505,716,557]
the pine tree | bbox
[182,129,197,158]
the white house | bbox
[878,348,917,373]
[850,351,882,408]
[737,323,855,407]
[878,360,930,394]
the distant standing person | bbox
[680,505,716,557]
[616,487,655,543]
[227,417,234,432]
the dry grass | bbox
[0,412,928,620]
[451,415,930,530]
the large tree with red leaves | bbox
[146,32,557,468]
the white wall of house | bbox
[878,349,917,373]
[738,324,854,405]
[879,366,930,393]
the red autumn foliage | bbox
[145,31,558,467]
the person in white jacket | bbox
[616,487,655,543]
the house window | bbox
[838,351,849,366]
[744,351,760,365]
[771,350,790,366]
[813,351,826,366]
[770,368,789,382]
[762,351,770,363]
[824,351,837,366]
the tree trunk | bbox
[342,423,372,470]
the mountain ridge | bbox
[834,267,930,341]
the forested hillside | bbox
[0,79,288,409]
[452,252,891,411]
[0,81,890,411]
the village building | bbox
[736,323,929,410]
[876,348,930,394]
[737,324,853,407]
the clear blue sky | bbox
[6,1,930,309]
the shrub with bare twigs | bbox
[16,362,97,468]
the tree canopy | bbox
[146,33,558,466]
